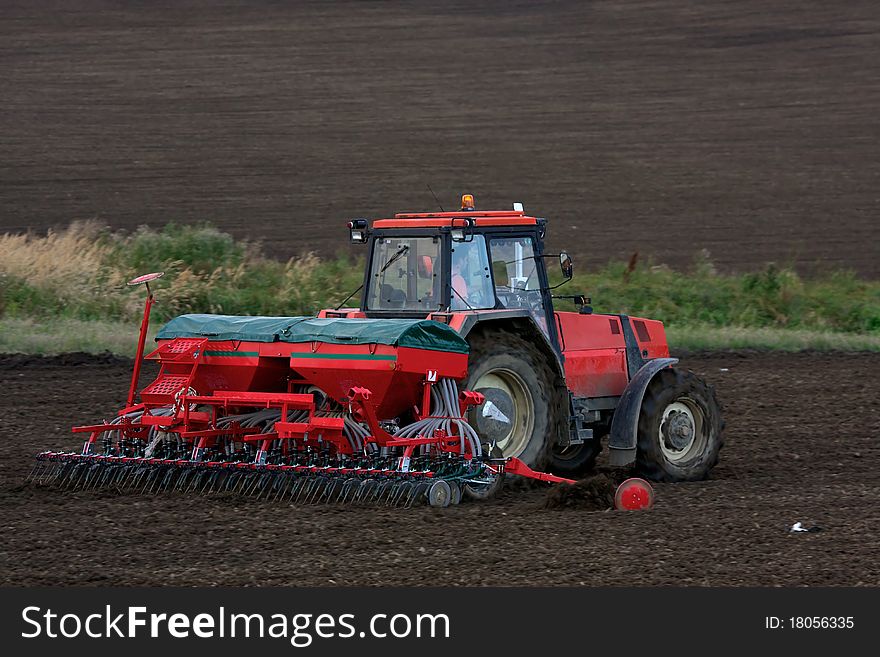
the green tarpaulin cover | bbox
[156,314,469,354]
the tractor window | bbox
[366,236,443,311]
[450,235,494,310]
[489,237,549,335]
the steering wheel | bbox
[495,286,544,314]
[466,288,487,307]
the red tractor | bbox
[342,195,723,480]
[34,196,722,506]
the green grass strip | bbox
[1,318,877,357]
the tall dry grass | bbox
[0,223,362,322]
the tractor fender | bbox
[455,311,566,381]
[607,357,679,466]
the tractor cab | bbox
[349,195,569,347]
[339,196,697,478]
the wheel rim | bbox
[471,368,534,458]
[659,398,706,463]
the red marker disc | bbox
[128,272,165,286]
[614,477,655,511]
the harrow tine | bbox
[76,463,95,489]
[58,464,75,489]
[48,461,70,485]
[249,471,267,499]
[28,458,47,482]
[294,476,317,504]
[233,471,253,495]
[182,468,199,492]
[376,479,395,505]
[126,467,146,491]
[109,465,126,490]
[142,466,162,494]
[60,461,81,486]
[157,465,179,493]
[87,464,106,490]
[57,463,76,489]
[368,479,384,504]
[353,478,376,504]
[194,470,209,494]
[271,473,293,501]
[185,469,203,494]
[320,477,345,503]
[304,476,325,503]
[243,471,265,497]
[99,465,117,490]
[390,480,413,507]
[171,468,187,492]
[147,469,161,493]
[106,465,126,490]
[270,472,291,501]
[257,471,278,499]
[288,476,309,502]
[204,470,225,495]
[339,478,361,504]
[28,459,45,483]
[307,477,330,504]
[298,476,317,504]
[222,469,241,493]
[238,471,256,496]
[255,471,271,498]
[38,460,56,484]
[65,463,89,490]
[405,481,430,509]
[77,463,97,489]
[117,466,138,491]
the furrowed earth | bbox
[1,351,877,586]
[2,0,879,275]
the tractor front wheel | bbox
[635,368,723,482]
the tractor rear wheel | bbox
[464,329,564,474]
[635,368,723,482]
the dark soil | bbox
[543,475,616,511]
[1,351,878,586]
[2,1,879,275]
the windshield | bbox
[489,236,549,335]
[366,236,444,311]
[450,235,494,310]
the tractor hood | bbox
[156,314,469,354]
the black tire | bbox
[463,328,565,469]
[549,434,604,476]
[460,470,504,501]
[635,368,724,482]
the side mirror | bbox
[559,252,573,279]
[347,219,368,243]
[450,217,475,242]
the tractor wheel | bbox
[549,435,603,476]
[635,368,723,482]
[463,329,565,473]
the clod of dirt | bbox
[543,475,615,510]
